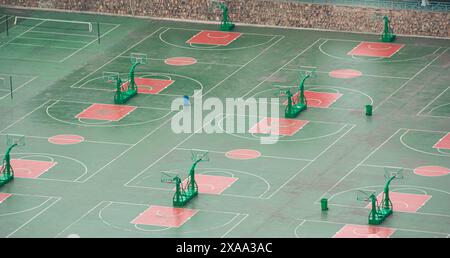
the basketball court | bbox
[0,7,449,238]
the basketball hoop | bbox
[6,134,25,147]
[131,53,148,65]
[191,149,210,162]
[103,72,119,84]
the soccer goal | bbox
[14,16,93,32]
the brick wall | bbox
[1,0,448,37]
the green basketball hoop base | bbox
[114,91,137,104]
[1,134,25,187]
[211,0,235,31]
[173,188,198,207]
[285,103,307,118]
[162,150,209,207]
[220,22,235,31]
[381,33,396,43]
[368,212,386,225]
[368,206,392,225]
[114,78,137,104]
[358,168,402,225]
[380,15,396,42]
[282,70,315,118]
[0,173,13,187]
[107,53,147,105]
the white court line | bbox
[219,113,351,143]
[281,67,410,80]
[294,220,307,238]
[319,37,448,49]
[124,184,263,200]
[0,100,52,134]
[0,72,35,77]
[0,20,46,48]
[320,184,450,205]
[367,44,392,51]
[262,84,373,108]
[124,113,218,186]
[29,30,97,38]
[9,42,79,50]
[165,26,282,38]
[175,147,313,162]
[0,195,57,217]
[77,86,196,98]
[326,202,450,219]
[428,103,450,116]
[263,124,355,199]
[0,133,133,146]
[71,26,282,91]
[299,65,317,69]
[78,116,173,183]
[77,71,203,96]
[202,36,284,96]
[76,31,312,197]
[6,197,61,238]
[374,48,448,111]
[4,4,450,40]
[346,41,364,56]
[316,128,403,203]
[54,98,172,111]
[109,200,244,216]
[55,200,245,237]
[18,36,91,44]
[360,163,415,171]
[135,165,271,198]
[185,30,241,46]
[220,193,262,199]
[399,129,450,158]
[112,202,243,219]
[12,151,88,183]
[241,38,322,98]
[221,214,249,238]
[74,30,282,124]
[125,125,351,198]
[382,43,405,58]
[108,35,283,97]
[70,27,165,88]
[416,114,450,119]
[417,87,449,116]
[59,24,120,62]
[401,127,450,134]
[2,192,56,199]
[0,56,61,63]
[46,99,172,128]
[108,201,244,235]
[14,177,79,184]
[127,39,345,198]
[0,76,37,101]
[117,55,244,67]
[300,219,449,237]
[319,38,442,64]
[55,201,106,238]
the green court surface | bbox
[0,7,449,238]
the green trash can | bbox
[321,198,328,211]
[365,104,373,116]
